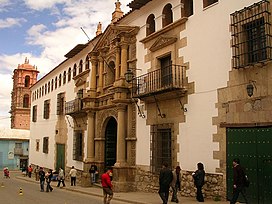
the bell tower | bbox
[10,57,39,130]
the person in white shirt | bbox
[69,166,77,186]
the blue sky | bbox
[0,0,131,128]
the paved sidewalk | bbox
[16,174,228,204]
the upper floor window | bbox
[85,56,89,70]
[42,86,44,96]
[43,99,50,119]
[73,131,83,161]
[25,75,30,87]
[48,81,50,93]
[73,64,77,77]
[39,87,41,98]
[59,74,62,87]
[68,67,71,81]
[45,84,47,95]
[203,0,218,8]
[55,76,58,89]
[79,60,83,73]
[162,4,173,27]
[63,71,66,84]
[51,79,54,91]
[23,94,29,108]
[231,0,272,69]
[57,92,65,115]
[181,0,193,17]
[32,105,37,122]
[146,14,155,36]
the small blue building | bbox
[0,128,29,170]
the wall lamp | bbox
[125,69,134,83]
[246,80,256,97]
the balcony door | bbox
[160,55,172,87]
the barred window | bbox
[73,131,83,161]
[231,0,272,69]
[43,99,50,119]
[57,92,65,115]
[32,105,37,122]
[43,137,49,154]
[150,125,172,173]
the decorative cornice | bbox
[149,35,177,52]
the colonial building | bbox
[10,58,39,130]
[29,0,272,203]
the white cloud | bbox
[0,17,27,29]
[23,0,69,10]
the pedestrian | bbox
[192,162,205,202]
[69,166,77,186]
[89,163,98,184]
[170,166,182,203]
[45,169,53,192]
[39,167,45,192]
[101,167,113,204]
[34,165,39,181]
[57,167,66,187]
[28,165,33,178]
[230,158,248,204]
[3,167,10,178]
[158,162,173,204]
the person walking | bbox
[158,162,173,204]
[45,169,53,192]
[57,167,66,187]
[192,162,205,202]
[101,167,113,204]
[34,165,39,181]
[230,158,248,204]
[38,167,45,192]
[28,165,33,178]
[89,163,98,184]
[69,166,77,186]
[171,166,182,203]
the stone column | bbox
[90,56,97,97]
[98,56,104,93]
[86,111,95,162]
[115,46,121,80]
[120,43,128,78]
[115,104,127,166]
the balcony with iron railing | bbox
[131,64,187,99]
[65,98,84,115]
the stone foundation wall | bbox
[136,168,225,201]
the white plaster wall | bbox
[121,0,260,172]
[30,44,93,171]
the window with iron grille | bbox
[43,100,50,119]
[43,137,49,154]
[231,0,272,69]
[73,131,83,161]
[32,105,37,122]
[56,92,65,115]
[150,125,172,173]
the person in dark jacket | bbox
[230,158,248,204]
[159,162,173,204]
[45,169,53,192]
[192,162,205,202]
[39,167,45,192]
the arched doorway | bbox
[104,117,117,167]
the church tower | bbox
[10,57,39,130]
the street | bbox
[0,172,126,204]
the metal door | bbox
[227,127,272,204]
[104,117,117,167]
[56,144,65,171]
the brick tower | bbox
[10,57,39,130]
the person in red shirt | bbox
[101,168,113,204]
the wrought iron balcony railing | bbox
[65,98,83,115]
[131,64,186,98]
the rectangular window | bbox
[14,142,23,155]
[73,131,83,161]
[203,0,218,8]
[57,93,65,115]
[43,100,50,119]
[43,137,49,154]
[150,125,172,173]
[36,139,40,152]
[231,0,272,69]
[32,105,37,122]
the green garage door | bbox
[227,127,272,204]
